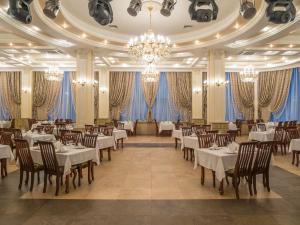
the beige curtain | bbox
[0,72,21,118]
[109,71,134,120]
[167,72,192,121]
[230,72,254,120]
[141,78,160,121]
[94,71,99,119]
[32,72,61,120]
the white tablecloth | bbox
[182,136,199,150]
[194,147,237,181]
[23,132,56,147]
[172,130,183,142]
[96,136,116,150]
[249,130,275,142]
[0,121,11,129]
[159,122,175,133]
[121,121,134,132]
[0,144,14,161]
[112,130,128,142]
[289,139,300,153]
[228,122,237,130]
[30,146,100,176]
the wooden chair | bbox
[225,142,256,200]
[0,132,13,178]
[12,128,23,139]
[15,139,43,191]
[84,125,94,133]
[252,141,273,195]
[227,130,238,142]
[61,133,77,145]
[216,134,230,147]
[256,119,264,123]
[257,123,266,132]
[283,121,289,129]
[38,141,76,196]
[206,130,218,142]
[133,120,138,135]
[104,127,114,136]
[273,127,286,155]
[203,124,211,132]
[181,127,192,160]
[235,119,242,136]
[277,122,283,127]
[71,130,83,145]
[44,126,54,134]
[286,129,300,166]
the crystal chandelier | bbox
[128,3,171,63]
[240,65,259,82]
[45,66,63,81]
[142,63,160,83]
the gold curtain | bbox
[0,71,21,118]
[230,72,254,120]
[32,72,61,120]
[141,77,160,121]
[109,71,134,120]
[167,72,192,121]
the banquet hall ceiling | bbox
[0,0,300,70]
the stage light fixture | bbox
[88,0,113,26]
[161,0,177,17]
[127,0,142,16]
[43,0,60,19]
[7,0,33,24]
[240,0,257,19]
[188,0,218,22]
[266,0,296,24]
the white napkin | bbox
[228,142,239,153]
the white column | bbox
[207,50,226,123]
[21,67,32,118]
[254,79,259,120]
[192,69,203,119]
[98,68,110,119]
[75,49,94,128]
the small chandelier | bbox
[128,3,171,63]
[142,63,160,83]
[45,66,63,82]
[240,65,259,82]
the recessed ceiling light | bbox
[62,22,69,29]
[66,55,71,58]
[234,23,240,29]
[95,56,99,59]
[122,63,128,67]
[81,33,87,38]
[32,26,40,31]
[202,57,207,60]
[173,64,180,67]
[103,40,108,45]
[28,42,32,47]
[215,33,221,39]
[172,43,177,48]
[227,56,232,60]
[195,40,201,45]
[289,44,294,48]
[261,26,271,32]
[281,56,286,61]
[269,44,274,48]
[9,42,13,46]
[264,56,268,60]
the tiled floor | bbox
[1,135,300,225]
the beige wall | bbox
[207,50,226,123]
[192,69,203,119]
[21,67,32,118]
[75,50,95,128]
[98,68,110,119]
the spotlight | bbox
[88,0,113,26]
[266,0,296,24]
[7,0,33,24]
[127,0,142,17]
[240,0,257,19]
[43,0,60,19]
[161,0,177,17]
[188,0,218,22]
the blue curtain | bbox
[152,72,180,122]
[271,68,300,122]
[48,72,76,121]
[225,72,243,121]
[0,95,10,120]
[120,72,148,121]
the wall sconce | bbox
[100,86,108,94]
[22,87,31,94]
[193,87,202,94]
[215,80,229,87]
[203,80,208,87]
[72,78,98,87]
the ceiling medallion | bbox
[142,63,160,83]
[128,2,171,63]
[45,66,64,82]
[240,65,258,82]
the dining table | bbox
[121,121,135,133]
[96,135,116,150]
[248,129,275,142]
[0,144,14,161]
[172,129,183,148]
[159,121,175,134]
[0,121,11,129]
[23,132,56,147]
[181,135,199,150]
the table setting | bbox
[159,121,175,133]
[0,121,11,129]
[22,130,56,147]
[248,129,275,142]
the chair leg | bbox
[233,177,240,200]
[25,171,29,185]
[72,170,77,189]
[292,151,296,165]
[265,171,270,192]
[121,139,124,149]
[48,175,52,185]
[55,176,60,196]
[88,161,92,184]
[30,172,35,192]
[225,175,229,185]
[91,162,94,181]
[201,166,205,185]
[253,174,257,195]
[43,172,47,193]
[212,171,216,188]
[296,153,300,167]
[108,148,111,161]
[19,169,23,190]
[3,159,7,177]
[78,167,82,187]
[248,176,253,196]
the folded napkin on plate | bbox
[228,142,239,153]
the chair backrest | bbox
[248,124,257,131]
[197,134,213,148]
[38,141,59,174]
[216,134,230,147]
[206,130,218,141]
[117,122,124,130]
[36,126,44,133]
[274,127,284,142]
[71,130,83,144]
[104,127,114,136]
[257,123,266,131]
[0,132,13,149]
[235,119,242,129]
[61,133,77,145]
[278,121,283,127]
[44,126,54,134]
[283,121,289,128]
[286,128,300,141]
[12,128,23,139]
[203,124,211,132]
[227,130,238,142]
[234,142,256,177]
[83,134,97,148]
[85,125,94,133]
[253,141,273,174]
[182,127,192,137]
[15,139,34,171]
